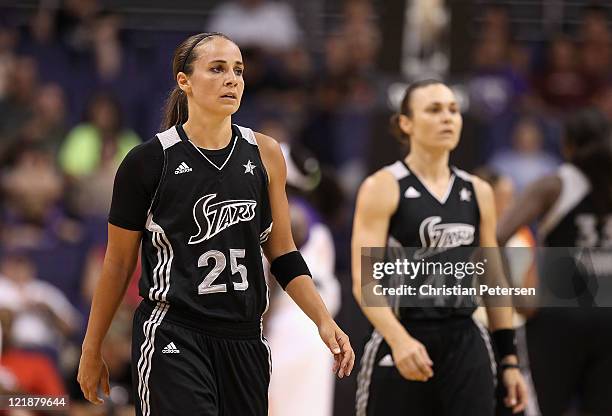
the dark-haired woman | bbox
[352,80,528,415]
[498,108,612,416]
[76,33,354,416]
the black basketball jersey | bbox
[384,160,481,321]
[139,124,273,323]
[540,163,612,247]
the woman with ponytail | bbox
[498,108,612,416]
[77,32,354,415]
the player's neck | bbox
[404,149,450,182]
[182,113,233,150]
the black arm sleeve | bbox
[108,138,164,231]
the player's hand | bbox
[318,319,355,379]
[502,367,528,413]
[391,335,433,382]
[77,348,110,405]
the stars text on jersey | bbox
[188,194,257,244]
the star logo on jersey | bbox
[459,187,471,202]
[188,194,257,244]
[243,160,256,175]
[415,216,475,259]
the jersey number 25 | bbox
[197,249,248,294]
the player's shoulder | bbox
[357,164,402,215]
[365,165,402,190]
[524,173,563,210]
[120,136,163,170]
[469,174,494,198]
[232,125,282,159]
[251,131,283,171]
[252,131,281,156]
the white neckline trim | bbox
[189,136,237,171]
[410,168,456,204]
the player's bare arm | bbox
[256,132,355,379]
[473,176,528,414]
[497,175,561,246]
[351,170,433,382]
[78,225,142,404]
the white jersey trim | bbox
[156,126,181,150]
[384,161,410,180]
[188,136,238,171]
[452,166,473,182]
[539,163,590,241]
[236,125,258,146]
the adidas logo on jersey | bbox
[175,162,192,175]
[162,342,180,354]
[404,186,421,198]
[378,354,394,367]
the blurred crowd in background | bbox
[0,0,611,415]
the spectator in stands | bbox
[18,6,72,94]
[0,253,80,361]
[54,0,101,53]
[0,56,38,152]
[0,18,18,101]
[468,23,527,121]
[0,308,66,397]
[1,145,92,316]
[490,117,560,191]
[207,0,301,52]
[299,1,379,193]
[68,10,148,133]
[533,34,593,114]
[335,0,381,74]
[58,92,140,216]
[20,83,68,155]
[578,5,611,90]
[467,6,530,159]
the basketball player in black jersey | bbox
[498,108,612,416]
[352,80,528,415]
[76,33,354,415]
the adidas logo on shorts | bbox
[175,162,192,175]
[162,342,180,354]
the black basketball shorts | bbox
[355,317,496,416]
[526,308,612,416]
[131,301,271,416]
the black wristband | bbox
[500,363,520,372]
[270,251,311,290]
[491,328,517,359]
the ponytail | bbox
[161,87,188,131]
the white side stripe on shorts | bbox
[137,302,169,416]
[355,331,384,416]
[473,318,497,383]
